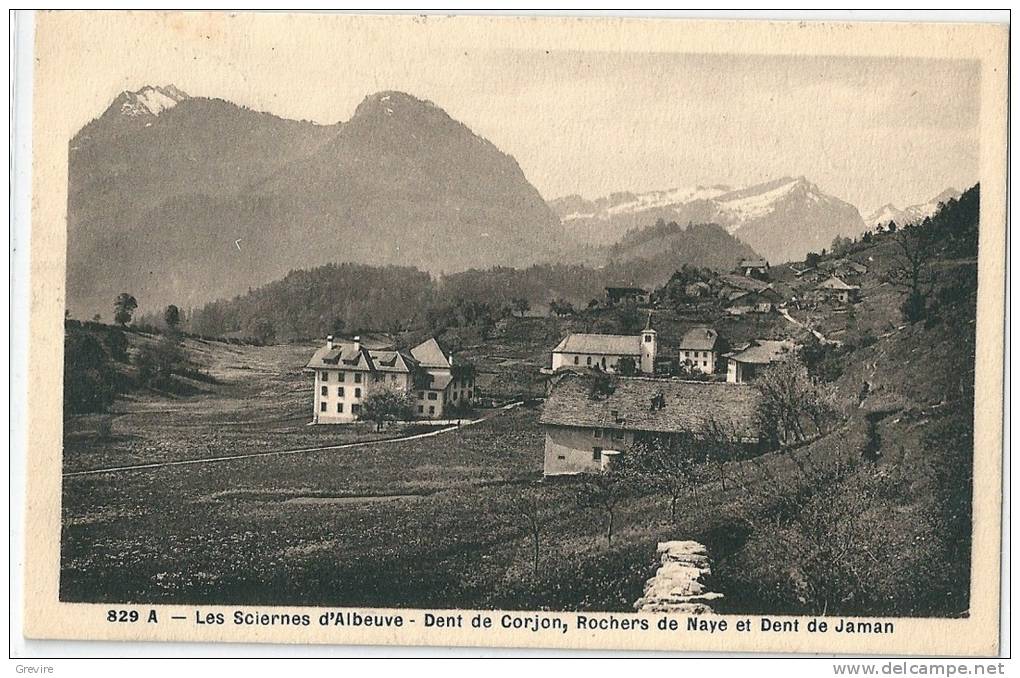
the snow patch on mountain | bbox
[119,85,189,118]
[865,188,962,227]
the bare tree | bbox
[626,435,697,523]
[575,470,630,546]
[509,490,542,581]
[891,221,935,322]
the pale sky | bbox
[56,14,980,216]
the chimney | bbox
[326,335,334,350]
[353,336,361,352]
[448,354,454,367]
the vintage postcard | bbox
[19,11,1007,655]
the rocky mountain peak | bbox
[114,84,190,118]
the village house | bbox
[816,275,862,304]
[604,286,651,307]
[737,258,770,280]
[724,339,796,383]
[550,320,658,375]
[684,281,711,298]
[540,375,761,475]
[818,258,868,279]
[306,335,473,423]
[678,326,719,374]
[725,287,782,315]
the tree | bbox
[575,469,630,546]
[135,334,184,388]
[511,297,530,318]
[362,389,415,432]
[163,304,181,331]
[804,252,820,268]
[508,490,543,581]
[250,318,276,344]
[113,293,138,327]
[892,221,935,323]
[616,301,641,333]
[830,235,853,257]
[549,298,575,317]
[329,317,346,336]
[616,355,637,376]
[754,358,843,446]
[627,435,697,523]
[92,313,102,323]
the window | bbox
[645,334,653,342]
[467,390,472,399]
[428,406,435,415]
[355,373,362,383]
[557,455,566,460]
[337,403,344,413]
[320,371,328,381]
[601,357,606,368]
[320,386,328,396]
[339,372,345,383]
[592,447,602,461]
[417,405,424,414]
[320,402,326,412]
[390,374,397,382]
[574,356,579,365]
[352,404,361,414]
[338,387,344,397]
[427,392,438,401]
[374,375,381,383]
[354,388,361,398]
[610,409,619,420]
[418,391,425,399]
[613,430,624,441]
[703,361,708,367]
[594,428,602,439]
[586,356,592,366]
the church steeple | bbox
[640,312,657,374]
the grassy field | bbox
[61,334,866,611]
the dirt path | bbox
[778,306,836,345]
[64,401,524,478]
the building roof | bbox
[717,274,769,293]
[725,339,796,365]
[306,342,420,373]
[679,327,718,351]
[739,258,769,268]
[726,288,781,305]
[605,286,648,294]
[409,337,451,368]
[540,375,759,439]
[424,369,454,391]
[817,275,860,291]
[553,333,642,356]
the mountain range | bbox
[551,176,869,265]
[863,188,962,229]
[67,87,562,316]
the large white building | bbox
[306,335,473,423]
[550,321,657,375]
[678,327,719,374]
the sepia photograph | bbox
[14,11,1008,657]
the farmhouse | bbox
[725,287,782,315]
[724,339,796,383]
[306,335,473,423]
[816,275,861,304]
[604,286,651,306]
[540,375,760,475]
[678,327,719,374]
[737,258,770,280]
[551,319,657,375]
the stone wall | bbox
[633,540,724,613]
